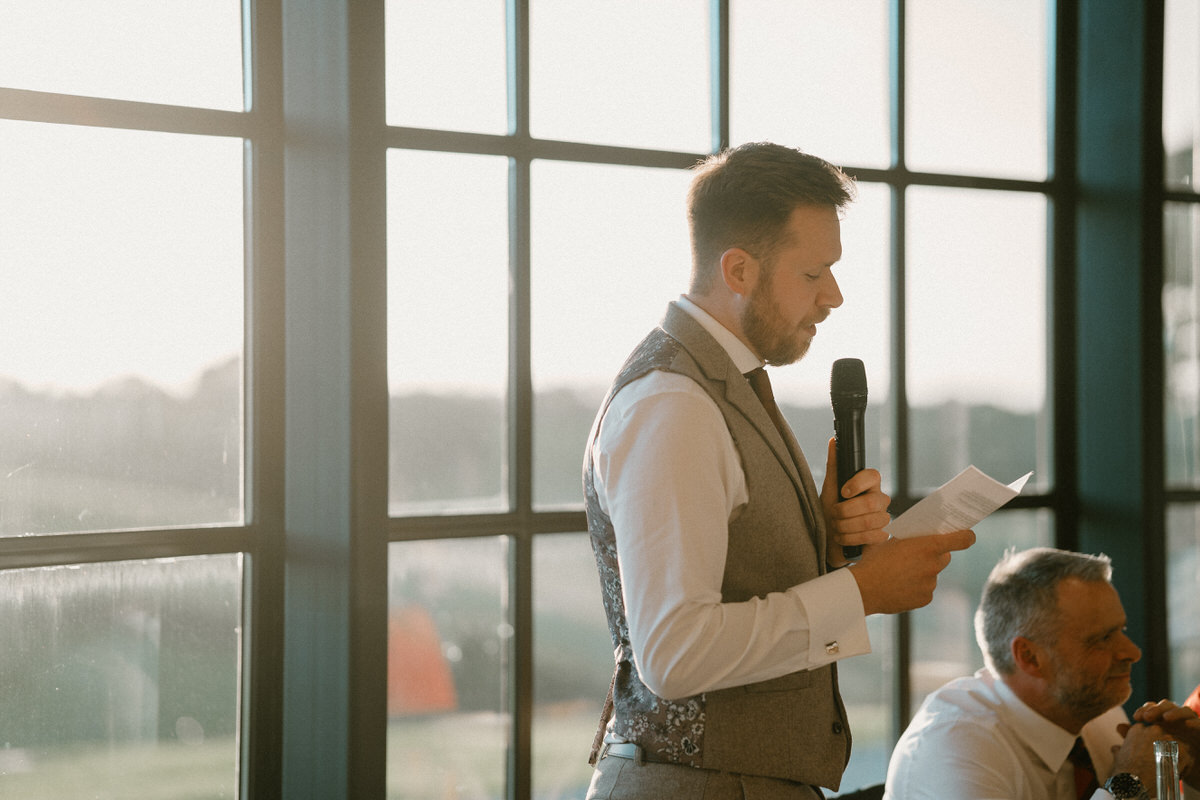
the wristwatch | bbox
[1103,772,1149,800]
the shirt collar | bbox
[987,669,1080,772]
[675,295,763,374]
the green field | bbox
[0,738,236,799]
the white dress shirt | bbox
[884,667,1137,800]
[588,296,870,701]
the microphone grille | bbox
[831,358,867,404]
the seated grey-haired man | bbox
[885,547,1200,800]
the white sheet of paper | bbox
[885,466,1033,540]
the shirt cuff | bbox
[791,567,871,666]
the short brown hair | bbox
[687,142,855,293]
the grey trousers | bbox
[585,752,825,800]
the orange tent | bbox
[387,605,458,716]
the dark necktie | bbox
[1068,737,1100,799]
[745,367,790,443]
[745,367,818,532]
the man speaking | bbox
[583,142,975,798]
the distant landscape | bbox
[2,354,1044,534]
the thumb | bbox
[822,437,839,498]
[938,529,977,553]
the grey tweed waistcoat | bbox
[584,302,852,789]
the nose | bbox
[1118,632,1142,663]
[822,271,844,309]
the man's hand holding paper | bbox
[848,530,977,614]
[842,464,1030,615]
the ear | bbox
[719,247,759,297]
[1011,636,1047,678]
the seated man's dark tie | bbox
[1069,737,1100,799]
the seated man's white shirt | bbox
[884,667,1130,800]
[589,296,869,700]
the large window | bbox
[1,2,1183,798]
[1164,0,1200,707]
[0,1,250,796]
[384,1,1053,795]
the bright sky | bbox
[2,0,1193,414]
[0,0,243,396]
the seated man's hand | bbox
[1113,720,1167,789]
[1133,699,1200,787]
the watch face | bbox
[1105,772,1145,799]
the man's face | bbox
[1039,578,1143,726]
[740,205,844,366]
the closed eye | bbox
[1087,625,1126,647]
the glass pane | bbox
[0,555,242,798]
[387,150,509,515]
[529,0,710,152]
[388,537,509,799]
[832,613,895,795]
[532,533,612,799]
[772,183,894,495]
[906,187,1049,493]
[906,0,1048,179]
[0,1,243,111]
[0,121,244,535]
[1165,202,1200,487]
[385,0,508,134]
[908,509,1052,715]
[530,161,692,509]
[1166,505,1200,702]
[1164,0,1200,190]
[730,0,890,169]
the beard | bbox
[1047,662,1132,724]
[740,270,820,366]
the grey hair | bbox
[973,547,1113,675]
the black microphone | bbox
[831,358,868,560]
